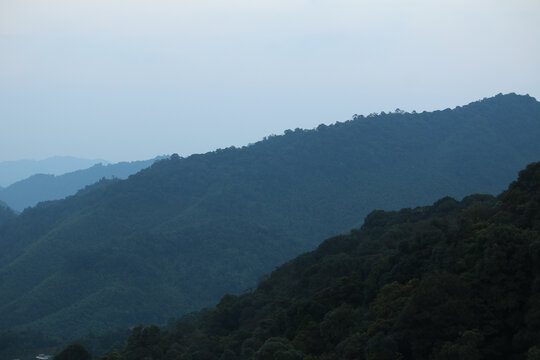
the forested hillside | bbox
[0,157,163,212]
[98,161,540,360]
[0,200,16,225]
[0,93,539,341]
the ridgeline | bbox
[0,93,539,343]
[98,161,540,359]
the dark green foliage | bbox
[254,337,303,360]
[54,344,92,360]
[1,93,540,342]
[75,328,131,357]
[96,162,540,359]
[0,327,128,360]
[0,329,62,360]
[0,200,16,225]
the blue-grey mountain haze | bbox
[0,156,107,187]
[0,156,164,211]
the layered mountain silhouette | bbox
[98,161,540,360]
[0,93,539,339]
[0,156,107,188]
[0,157,164,212]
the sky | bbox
[1,0,539,163]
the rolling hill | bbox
[0,93,539,339]
[100,161,540,360]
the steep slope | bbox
[104,161,540,360]
[0,157,164,212]
[0,156,107,187]
[0,93,539,339]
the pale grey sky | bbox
[1,0,539,162]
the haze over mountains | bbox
[0,156,108,188]
[0,93,539,342]
[0,157,165,212]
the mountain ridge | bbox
[0,156,108,187]
[0,157,165,212]
[99,161,540,360]
[0,93,539,339]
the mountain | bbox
[0,200,16,226]
[99,161,540,360]
[0,93,539,339]
[0,157,165,212]
[0,156,107,187]
[0,156,108,188]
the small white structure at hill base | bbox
[36,354,51,360]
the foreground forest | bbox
[90,161,540,359]
[0,93,540,347]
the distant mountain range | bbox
[0,157,165,212]
[0,156,108,187]
[0,93,539,340]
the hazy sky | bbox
[1,0,539,162]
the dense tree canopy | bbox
[0,93,539,346]
[54,344,92,360]
[95,161,540,359]
[0,200,16,225]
